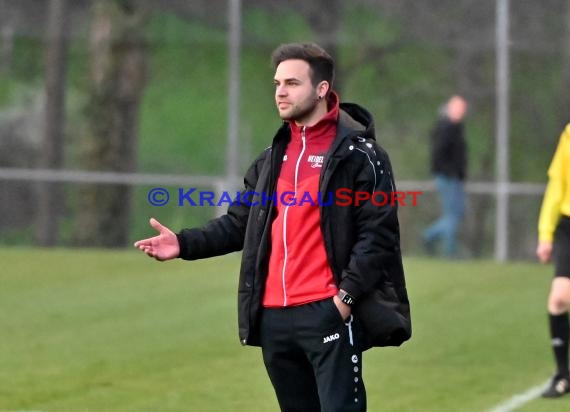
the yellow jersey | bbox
[538,124,570,242]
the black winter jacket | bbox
[177,103,411,350]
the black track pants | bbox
[260,298,366,412]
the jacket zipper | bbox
[280,126,306,306]
[318,134,357,283]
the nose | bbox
[276,84,287,97]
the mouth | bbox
[277,102,290,109]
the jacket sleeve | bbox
[176,150,269,260]
[338,143,403,300]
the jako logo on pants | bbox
[323,333,340,343]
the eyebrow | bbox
[273,77,302,84]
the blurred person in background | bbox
[422,95,468,259]
[134,42,410,412]
[537,123,570,398]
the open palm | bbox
[134,218,180,261]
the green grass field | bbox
[0,248,568,411]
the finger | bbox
[149,217,168,234]
[150,218,173,235]
[134,239,151,248]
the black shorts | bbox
[554,215,570,277]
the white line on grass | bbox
[488,380,549,412]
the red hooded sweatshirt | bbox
[263,93,340,307]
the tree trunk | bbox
[0,0,15,73]
[35,0,69,246]
[74,0,148,247]
[559,0,570,128]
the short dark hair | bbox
[271,42,335,90]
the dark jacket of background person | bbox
[176,103,411,350]
[430,117,467,181]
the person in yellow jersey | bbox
[537,124,570,398]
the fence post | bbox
[495,0,510,262]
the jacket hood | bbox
[338,102,376,141]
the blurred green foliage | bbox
[0,5,564,251]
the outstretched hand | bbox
[134,218,180,261]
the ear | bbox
[317,80,330,98]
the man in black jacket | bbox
[135,42,410,412]
[422,95,468,259]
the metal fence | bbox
[0,0,566,260]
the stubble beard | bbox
[278,95,319,124]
